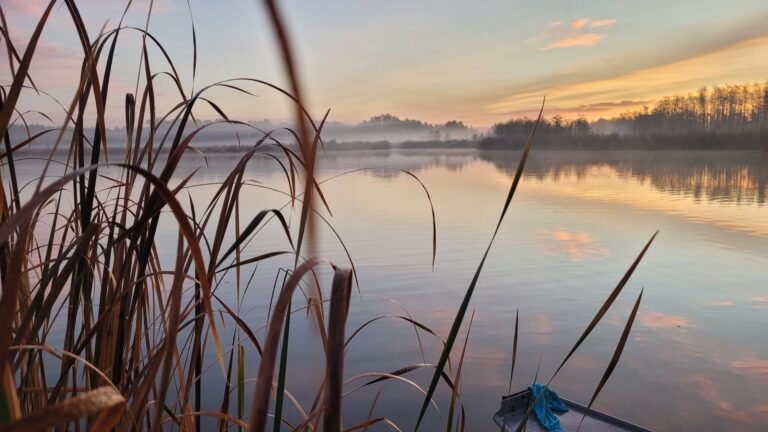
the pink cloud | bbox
[688,375,756,423]
[2,0,47,16]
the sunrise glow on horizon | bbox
[3,0,768,128]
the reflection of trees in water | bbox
[174,149,478,181]
[479,151,768,205]
[172,149,768,205]
[318,150,476,179]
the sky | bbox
[3,0,768,128]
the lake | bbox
[17,149,768,431]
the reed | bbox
[0,1,656,431]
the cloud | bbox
[584,18,617,29]
[542,33,606,50]
[570,18,591,30]
[484,34,768,121]
[536,18,617,50]
[495,99,650,118]
[2,0,47,15]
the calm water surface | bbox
[22,149,768,431]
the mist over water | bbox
[15,148,768,430]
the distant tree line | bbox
[358,114,476,141]
[490,114,590,137]
[623,83,768,134]
[481,81,768,150]
[480,115,601,150]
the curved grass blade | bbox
[514,232,659,432]
[507,309,519,394]
[272,299,291,432]
[548,231,658,383]
[216,209,293,268]
[446,310,474,432]
[399,170,437,269]
[362,389,382,432]
[216,250,291,273]
[238,344,245,432]
[355,364,454,393]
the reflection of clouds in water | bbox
[689,375,756,423]
[750,296,768,309]
[731,357,768,376]
[462,343,509,388]
[710,300,735,306]
[528,314,553,334]
[639,311,690,330]
[166,151,767,430]
[524,314,553,345]
[538,229,609,261]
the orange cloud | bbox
[571,18,591,29]
[538,18,617,50]
[570,18,617,30]
[553,17,618,30]
[499,99,651,118]
[542,33,606,50]
[488,35,768,121]
[587,19,618,28]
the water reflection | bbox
[479,150,768,205]
[292,149,767,431]
[11,149,768,431]
[539,229,610,261]
[639,311,690,330]
[231,148,768,205]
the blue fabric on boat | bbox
[528,383,569,432]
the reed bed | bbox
[0,1,656,431]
